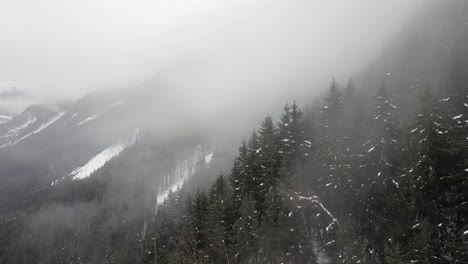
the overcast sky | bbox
[0,0,422,101]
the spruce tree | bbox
[207,176,233,263]
[277,102,308,181]
[256,116,281,217]
[316,77,347,217]
[232,195,259,263]
[361,82,406,262]
[230,140,249,215]
[408,88,468,262]
[181,191,209,262]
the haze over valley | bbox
[0,1,467,263]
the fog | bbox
[1,0,420,103]
[5,1,468,263]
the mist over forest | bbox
[0,0,468,263]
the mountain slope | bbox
[1,1,467,263]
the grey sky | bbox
[0,0,422,100]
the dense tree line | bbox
[144,72,468,263]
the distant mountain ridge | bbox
[0,87,26,100]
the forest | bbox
[138,3,468,262]
[144,76,468,263]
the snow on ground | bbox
[156,146,214,205]
[0,112,65,149]
[69,128,140,180]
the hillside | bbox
[0,1,467,264]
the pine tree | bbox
[257,116,281,216]
[315,77,347,217]
[180,191,210,262]
[230,140,249,213]
[364,81,403,189]
[408,88,468,262]
[277,102,308,181]
[361,82,407,262]
[258,187,287,263]
[245,131,264,211]
[207,175,233,263]
[232,195,260,263]
[325,77,344,120]
[340,78,367,222]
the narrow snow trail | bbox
[70,129,140,180]
[0,112,65,149]
[76,115,98,126]
[76,100,125,126]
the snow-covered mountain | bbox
[0,104,64,149]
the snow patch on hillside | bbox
[69,129,140,180]
[5,113,37,137]
[156,147,214,205]
[204,153,214,163]
[76,115,98,126]
[0,112,65,149]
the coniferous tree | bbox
[257,116,281,211]
[180,191,210,262]
[361,82,407,263]
[278,103,293,168]
[245,131,264,212]
[408,88,468,262]
[232,195,260,263]
[207,175,233,263]
[230,140,249,216]
[258,187,288,263]
[277,102,309,182]
[315,77,347,216]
